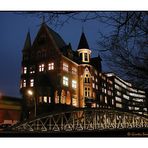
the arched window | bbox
[66,91,71,105]
[84,74,90,83]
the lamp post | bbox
[27,90,36,117]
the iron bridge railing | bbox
[11,108,148,132]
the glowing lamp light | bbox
[27,90,33,96]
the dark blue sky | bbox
[0,12,110,98]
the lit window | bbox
[93,92,96,98]
[96,85,98,90]
[72,98,77,107]
[116,103,122,108]
[123,94,129,100]
[94,70,98,75]
[84,87,91,97]
[92,76,94,81]
[30,66,35,74]
[128,106,132,110]
[63,76,68,86]
[84,74,90,83]
[72,80,77,89]
[108,90,112,95]
[117,91,121,96]
[48,62,54,70]
[92,83,95,88]
[39,96,42,103]
[30,79,34,87]
[72,67,77,75]
[48,97,51,103]
[96,78,98,82]
[23,80,26,87]
[105,96,107,104]
[63,63,68,71]
[39,64,45,72]
[115,96,122,102]
[43,96,47,103]
[23,67,27,74]
[112,99,114,105]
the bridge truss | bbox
[12,108,148,132]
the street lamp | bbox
[27,89,36,117]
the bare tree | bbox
[24,11,148,89]
[98,12,148,90]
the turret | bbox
[23,31,31,52]
[77,32,91,63]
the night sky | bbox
[0,12,110,98]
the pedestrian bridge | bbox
[11,108,148,132]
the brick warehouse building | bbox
[0,96,22,129]
[20,22,148,119]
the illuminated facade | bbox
[20,23,147,118]
[99,73,148,116]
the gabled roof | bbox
[23,31,31,51]
[77,32,89,49]
[46,25,67,49]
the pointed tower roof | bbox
[23,31,31,51]
[77,32,89,49]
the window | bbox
[48,62,54,70]
[92,83,95,88]
[23,67,27,74]
[30,66,35,74]
[116,103,122,108]
[63,76,68,86]
[72,97,77,107]
[123,94,129,100]
[30,79,34,87]
[48,97,51,103]
[72,67,77,75]
[96,78,98,82]
[39,64,45,72]
[23,80,26,87]
[80,53,82,60]
[39,96,42,103]
[96,85,98,90]
[63,63,68,71]
[117,91,121,96]
[112,99,114,105]
[108,90,112,95]
[84,74,90,83]
[115,96,122,102]
[105,96,107,104]
[95,70,98,75]
[43,96,47,103]
[72,80,77,89]
[84,53,88,61]
[84,87,91,97]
